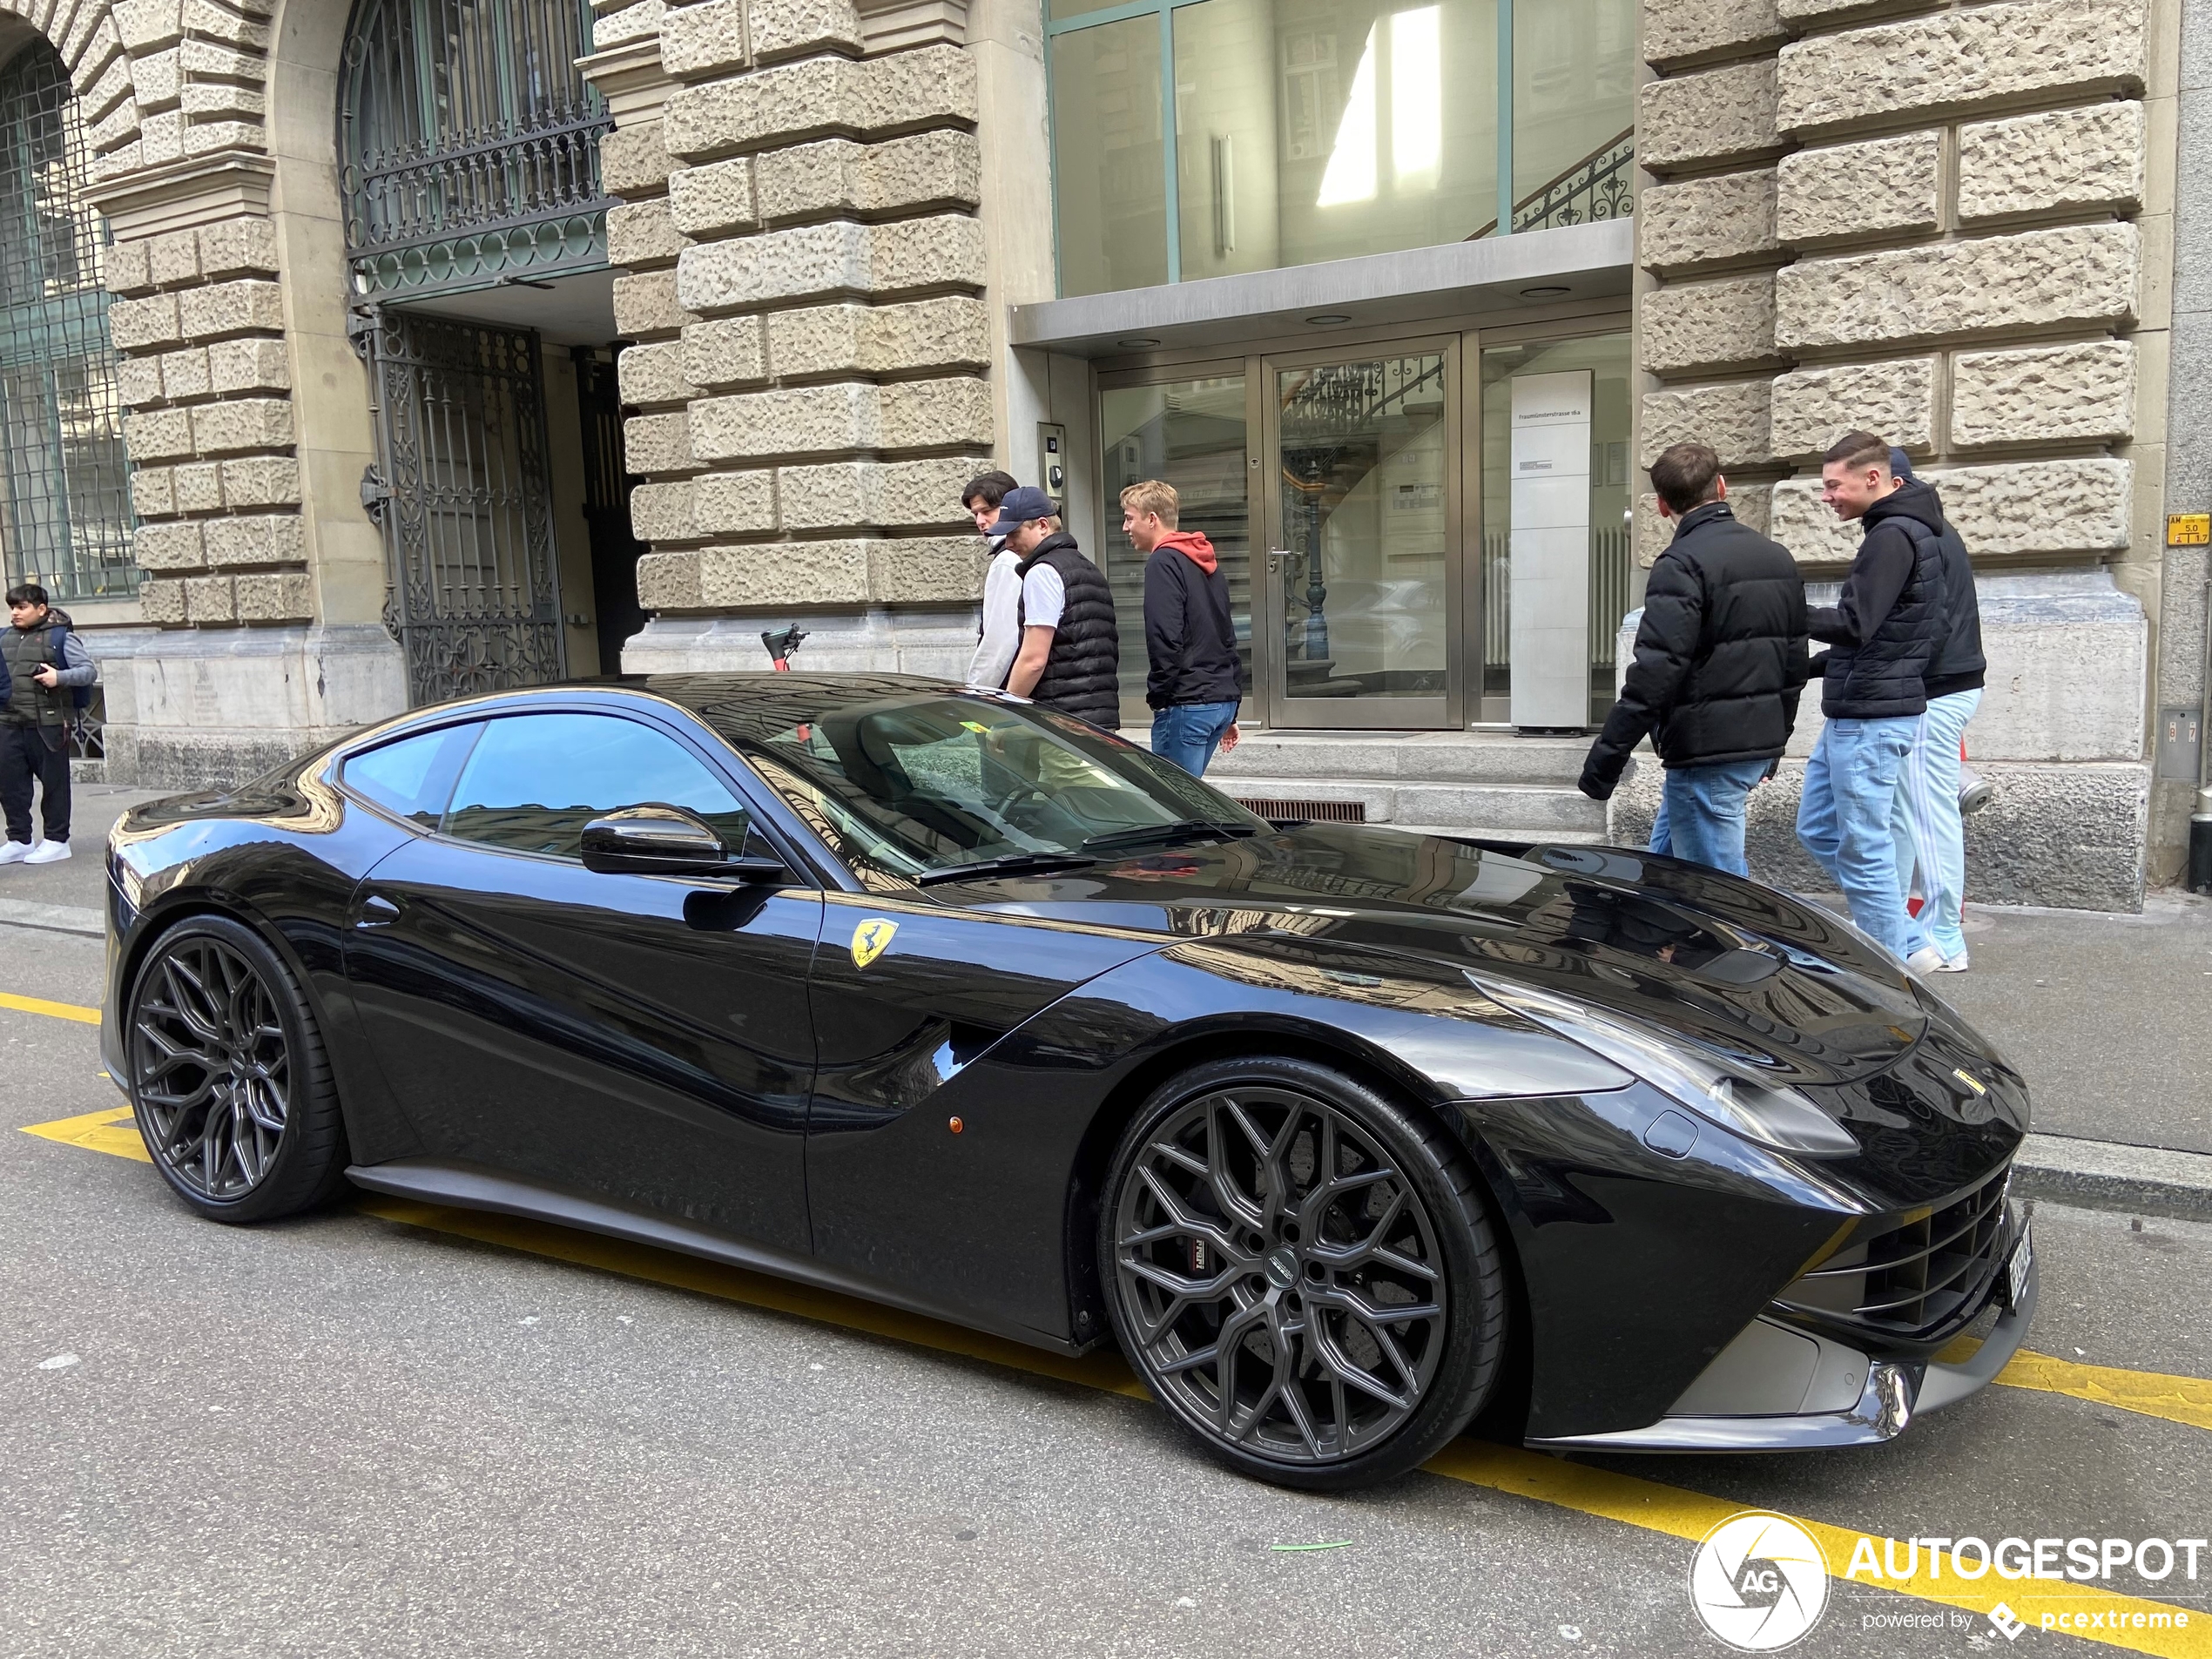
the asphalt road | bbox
[3,908,2210,1657]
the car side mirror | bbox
[579,805,789,885]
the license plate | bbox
[2005,1219,2033,1308]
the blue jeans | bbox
[1647,758,1771,877]
[1891,689,1981,961]
[1796,716,1933,961]
[1150,700,1239,777]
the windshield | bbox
[701,691,1267,882]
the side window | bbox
[442,712,753,860]
[342,722,482,827]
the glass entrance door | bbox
[1260,341,1462,727]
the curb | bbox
[0,898,103,938]
[2013,1133,2212,1223]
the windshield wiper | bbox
[915,851,1100,887]
[1081,819,1258,853]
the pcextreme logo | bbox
[1690,1512,1831,1651]
[850,917,899,968]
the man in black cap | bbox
[993,486,1122,730]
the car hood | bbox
[948,826,1931,1087]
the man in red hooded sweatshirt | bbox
[1124,480,1244,776]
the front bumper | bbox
[1529,1219,2036,1453]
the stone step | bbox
[1217,774,1606,834]
[1194,729,1592,787]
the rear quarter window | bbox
[341,722,482,827]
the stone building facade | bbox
[0,0,2204,909]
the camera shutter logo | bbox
[1689,1512,1831,1650]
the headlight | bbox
[1467,974,1861,1157]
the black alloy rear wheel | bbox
[125,915,350,1224]
[1100,1056,1508,1490]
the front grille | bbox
[1772,1170,2013,1347]
[1232,797,1367,824]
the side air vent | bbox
[1231,797,1367,824]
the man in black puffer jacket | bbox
[1795,430,1946,963]
[1581,443,1807,875]
[994,486,1122,730]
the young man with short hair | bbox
[1795,431,1946,964]
[1123,480,1243,776]
[1579,443,1807,875]
[962,470,1022,691]
[994,486,1122,729]
[1,582,98,865]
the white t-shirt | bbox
[1019,562,1066,631]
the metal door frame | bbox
[354,306,568,705]
[1256,331,1467,731]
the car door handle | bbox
[356,894,401,928]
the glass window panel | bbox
[1478,334,1634,725]
[1049,17,1170,297]
[343,721,483,826]
[1510,0,1635,232]
[1100,374,1251,727]
[444,712,750,859]
[1277,354,1447,702]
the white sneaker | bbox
[23,840,71,865]
[1934,952,1969,973]
[0,840,30,865]
[1905,946,1947,975]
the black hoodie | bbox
[1809,480,1950,720]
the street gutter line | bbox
[18,1104,2212,1657]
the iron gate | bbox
[354,307,566,705]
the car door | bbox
[342,705,824,1252]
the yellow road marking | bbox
[2000,1349,2212,1434]
[20,1103,2212,1654]
[0,989,99,1025]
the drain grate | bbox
[1231,796,1367,824]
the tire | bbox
[125,914,351,1224]
[1100,1055,1509,1491]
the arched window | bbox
[0,38,136,600]
[340,0,611,300]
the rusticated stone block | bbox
[1638,60,1779,174]
[658,0,748,76]
[663,46,976,161]
[600,119,673,197]
[148,229,199,287]
[754,130,981,224]
[196,217,280,279]
[158,347,211,401]
[695,471,779,535]
[234,571,314,622]
[219,455,301,507]
[867,215,986,295]
[178,278,284,340]
[1769,358,1936,459]
[867,536,983,604]
[117,355,165,406]
[667,157,756,237]
[1637,381,1774,469]
[1771,459,2133,565]
[1776,132,1939,246]
[190,398,293,456]
[776,455,976,531]
[679,314,768,389]
[1634,483,1772,568]
[1950,341,2136,448]
[206,337,289,395]
[204,513,304,566]
[105,239,152,296]
[105,293,181,351]
[1774,224,2138,351]
[624,411,696,475]
[1638,169,1778,274]
[676,214,984,314]
[876,376,992,450]
[691,382,874,460]
[1769,478,1873,565]
[611,270,698,337]
[1644,0,1783,69]
[748,0,863,63]
[765,295,988,377]
[699,540,870,606]
[132,520,205,570]
[629,480,698,543]
[1776,0,2147,135]
[138,577,188,625]
[1957,103,2146,224]
[172,461,224,512]
[184,574,235,623]
[130,467,176,518]
[637,550,705,610]
[616,340,697,408]
[592,0,664,50]
[1640,273,1780,375]
[607,198,692,268]
[124,407,194,462]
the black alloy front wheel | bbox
[125,915,350,1223]
[1100,1056,1509,1490]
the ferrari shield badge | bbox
[850,917,899,968]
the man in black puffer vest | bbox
[994,486,1122,730]
[1795,430,1946,963]
[1580,443,1806,876]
